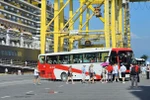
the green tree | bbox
[140,54,149,61]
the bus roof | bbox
[112,48,132,51]
[39,48,132,56]
[40,48,112,56]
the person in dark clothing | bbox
[130,64,140,87]
[146,64,150,79]
[66,66,74,84]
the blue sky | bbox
[49,1,150,60]
[130,2,150,60]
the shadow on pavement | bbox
[127,86,150,100]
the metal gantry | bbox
[40,0,150,54]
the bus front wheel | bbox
[61,72,67,82]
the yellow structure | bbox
[40,0,150,54]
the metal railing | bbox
[0,58,37,69]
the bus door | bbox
[118,51,133,72]
[109,51,117,65]
[38,55,46,77]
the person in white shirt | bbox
[33,67,40,85]
[120,63,127,83]
[113,63,119,82]
[81,65,86,83]
[5,68,8,74]
[141,64,146,77]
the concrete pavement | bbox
[0,75,150,100]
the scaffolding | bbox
[40,0,150,54]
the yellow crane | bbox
[40,0,150,54]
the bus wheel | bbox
[61,72,67,82]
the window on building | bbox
[8,14,11,18]
[16,10,19,13]
[4,6,8,9]
[4,13,7,17]
[17,17,20,21]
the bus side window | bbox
[73,54,83,64]
[97,52,102,62]
[83,53,97,63]
[39,56,45,64]
[69,54,73,64]
[46,56,52,64]
[101,52,109,62]
[59,55,70,64]
[47,56,58,64]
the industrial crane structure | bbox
[40,0,150,54]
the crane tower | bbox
[40,0,150,54]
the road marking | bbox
[45,88,50,90]
[58,85,64,87]
[1,96,10,98]
[0,80,32,87]
[26,91,33,94]
[0,80,31,85]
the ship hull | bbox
[0,45,40,74]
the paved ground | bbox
[0,74,150,100]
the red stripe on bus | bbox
[38,63,101,80]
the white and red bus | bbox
[38,48,133,81]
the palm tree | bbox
[140,54,149,61]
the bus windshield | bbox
[118,51,133,65]
[109,50,133,70]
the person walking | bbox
[33,67,41,85]
[130,64,140,88]
[146,64,150,79]
[5,68,8,74]
[101,67,108,83]
[120,63,127,83]
[66,66,74,84]
[81,65,86,83]
[89,64,94,84]
[141,64,146,78]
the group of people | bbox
[66,64,95,84]
[65,62,143,88]
[141,64,150,79]
[65,63,127,84]
[101,63,127,84]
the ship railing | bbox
[24,39,34,43]
[0,59,37,69]
[0,30,7,38]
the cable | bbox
[130,2,133,10]
[132,2,139,10]
[145,2,150,10]
[139,2,145,10]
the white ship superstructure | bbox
[0,0,54,51]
